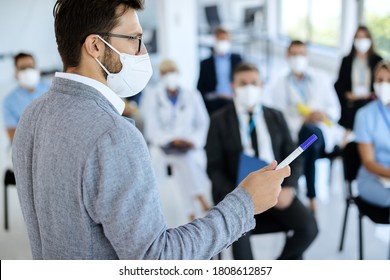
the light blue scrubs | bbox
[3,81,48,128]
[354,100,390,259]
[354,100,390,207]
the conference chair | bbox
[338,142,390,259]
[4,169,16,230]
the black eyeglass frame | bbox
[96,32,143,53]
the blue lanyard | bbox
[286,75,309,104]
[248,115,256,135]
[378,102,390,133]
[237,110,259,149]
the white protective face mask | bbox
[289,55,308,74]
[162,72,180,91]
[214,40,231,55]
[374,82,390,105]
[95,35,153,98]
[354,38,372,54]
[18,68,40,90]
[235,85,262,110]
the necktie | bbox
[248,112,259,157]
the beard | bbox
[101,47,122,78]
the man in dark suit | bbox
[206,62,318,259]
[197,26,242,115]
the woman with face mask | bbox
[353,60,390,259]
[334,25,382,143]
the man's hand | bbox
[305,111,326,123]
[239,161,290,215]
[171,139,195,149]
[346,91,371,101]
[274,187,295,210]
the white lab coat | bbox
[264,68,342,153]
[139,84,211,218]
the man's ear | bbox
[83,34,105,59]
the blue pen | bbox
[276,134,318,170]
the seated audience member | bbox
[197,26,242,115]
[206,62,318,260]
[334,25,382,143]
[3,52,49,170]
[266,40,341,212]
[354,60,390,259]
[140,59,211,221]
[3,52,49,143]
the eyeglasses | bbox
[97,33,143,53]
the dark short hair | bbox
[213,26,229,37]
[287,40,306,52]
[53,0,144,70]
[233,62,260,77]
[14,52,34,67]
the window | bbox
[364,0,390,59]
[279,0,342,48]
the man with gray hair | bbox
[140,59,211,222]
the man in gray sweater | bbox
[12,0,290,259]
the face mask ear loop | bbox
[96,34,121,56]
[95,34,124,76]
[94,57,111,76]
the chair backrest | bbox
[4,169,16,186]
[342,142,390,224]
[342,141,361,182]
[354,197,390,223]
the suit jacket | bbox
[197,53,242,98]
[12,76,256,259]
[334,53,382,106]
[206,103,301,204]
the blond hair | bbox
[159,59,178,75]
[374,60,390,76]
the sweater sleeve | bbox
[82,123,255,259]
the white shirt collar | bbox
[234,103,275,163]
[234,100,262,117]
[55,72,125,114]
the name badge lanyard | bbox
[286,76,309,106]
[238,111,258,156]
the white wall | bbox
[0,0,61,80]
[157,0,199,88]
